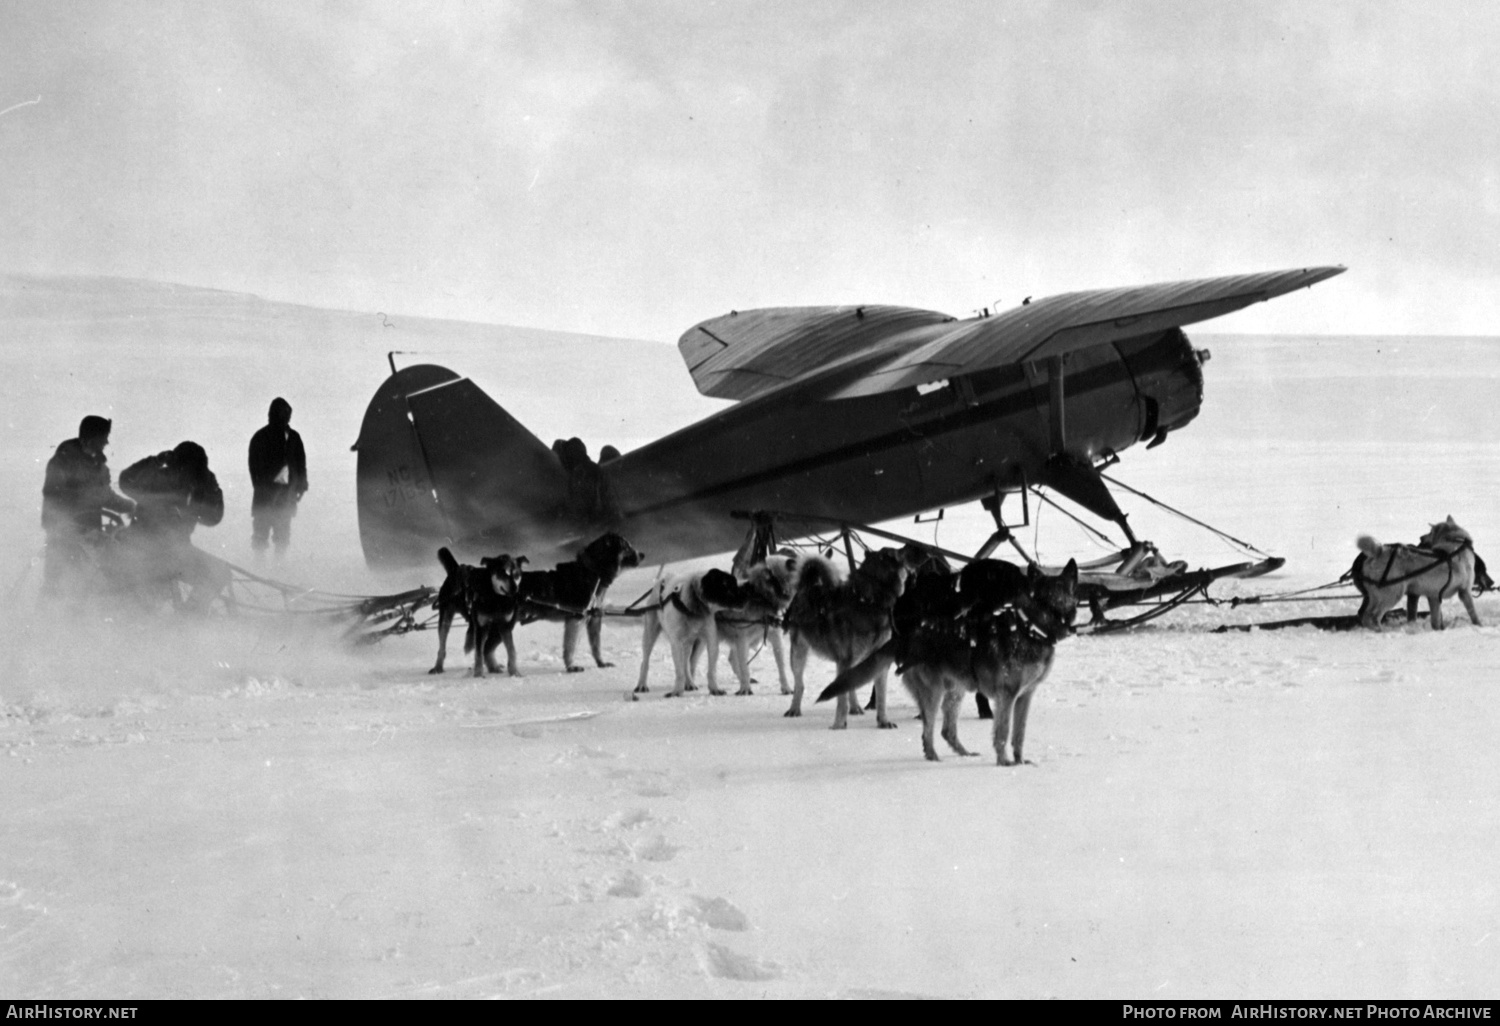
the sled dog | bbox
[717,551,800,696]
[819,560,1079,765]
[955,556,1037,718]
[519,532,643,671]
[782,546,921,729]
[1349,519,1491,625]
[430,547,528,677]
[1420,520,1493,595]
[634,553,800,697]
[633,567,749,697]
[1356,516,1480,631]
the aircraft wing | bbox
[678,304,957,402]
[678,266,1345,402]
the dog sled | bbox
[139,555,435,645]
[215,561,437,644]
[22,518,438,644]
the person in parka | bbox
[39,415,135,600]
[118,441,229,612]
[247,397,308,559]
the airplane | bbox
[353,266,1344,573]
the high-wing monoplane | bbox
[354,267,1344,572]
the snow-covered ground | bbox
[2,276,1498,998]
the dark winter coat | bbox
[248,399,308,515]
[120,444,224,540]
[41,438,132,536]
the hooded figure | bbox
[40,415,134,599]
[119,441,225,540]
[117,440,229,612]
[247,397,308,558]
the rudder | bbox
[355,364,575,571]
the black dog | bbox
[519,532,643,672]
[819,560,1080,765]
[957,558,1030,617]
[882,556,1047,720]
[956,558,1035,718]
[430,547,528,677]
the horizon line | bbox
[4,269,1496,343]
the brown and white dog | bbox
[717,551,800,695]
[1355,516,1481,630]
[633,552,801,699]
[518,532,643,672]
[633,567,750,697]
[430,547,528,677]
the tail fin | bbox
[816,640,896,704]
[355,365,575,571]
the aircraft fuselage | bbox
[355,327,1201,571]
[597,326,1202,564]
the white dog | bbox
[634,567,749,697]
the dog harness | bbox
[1362,540,1471,593]
[668,586,703,618]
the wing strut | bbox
[1047,355,1067,453]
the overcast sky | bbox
[2,0,1495,341]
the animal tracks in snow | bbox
[632,836,680,863]
[690,895,749,932]
[563,749,777,987]
[701,941,782,981]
